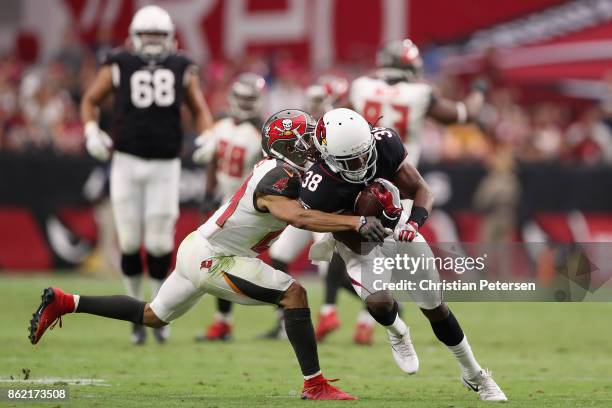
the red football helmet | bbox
[262,109,316,170]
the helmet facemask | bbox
[132,31,174,60]
[323,138,377,184]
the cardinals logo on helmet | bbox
[316,118,327,146]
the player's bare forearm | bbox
[185,68,213,132]
[257,195,360,232]
[393,162,434,213]
[427,90,484,124]
[80,66,113,124]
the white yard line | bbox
[0,377,109,386]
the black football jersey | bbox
[299,127,407,213]
[102,49,194,159]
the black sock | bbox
[324,253,347,304]
[121,252,142,276]
[217,298,233,314]
[270,259,289,272]
[147,252,171,280]
[283,308,320,377]
[76,295,146,324]
[430,311,464,347]
[367,300,398,326]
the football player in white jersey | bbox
[316,39,488,344]
[192,73,266,341]
[29,109,392,400]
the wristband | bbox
[408,206,429,228]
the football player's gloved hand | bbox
[192,130,215,164]
[85,121,113,161]
[357,216,388,242]
[372,178,403,229]
[394,220,419,242]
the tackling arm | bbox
[256,194,386,241]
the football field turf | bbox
[1,274,611,407]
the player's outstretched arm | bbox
[256,194,387,241]
[427,84,486,125]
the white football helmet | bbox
[129,5,175,60]
[313,108,377,184]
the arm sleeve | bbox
[254,164,301,199]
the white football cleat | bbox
[388,327,419,374]
[461,369,508,402]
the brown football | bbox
[354,181,386,217]
[333,181,386,254]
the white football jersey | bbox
[350,75,433,166]
[211,117,263,202]
[199,158,299,257]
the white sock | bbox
[304,370,322,380]
[215,311,231,323]
[320,304,336,315]
[150,278,164,300]
[123,275,142,300]
[447,336,482,380]
[72,295,80,312]
[385,314,408,337]
[357,309,375,325]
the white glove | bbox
[84,121,113,161]
[394,221,419,242]
[192,130,215,164]
[373,178,401,208]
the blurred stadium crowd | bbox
[2,27,612,166]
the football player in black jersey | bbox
[80,5,213,345]
[299,108,507,402]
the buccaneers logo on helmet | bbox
[261,109,316,170]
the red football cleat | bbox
[315,310,340,342]
[353,322,375,345]
[301,374,357,400]
[195,320,232,342]
[29,287,75,345]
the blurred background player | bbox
[192,73,267,341]
[80,5,212,344]
[316,39,487,345]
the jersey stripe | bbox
[215,173,253,227]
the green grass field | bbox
[1,274,611,407]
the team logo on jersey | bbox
[200,259,213,269]
[272,177,289,192]
[265,114,308,145]
[315,117,327,146]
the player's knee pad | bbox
[365,292,397,326]
[147,252,172,280]
[121,252,143,277]
[144,216,176,256]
